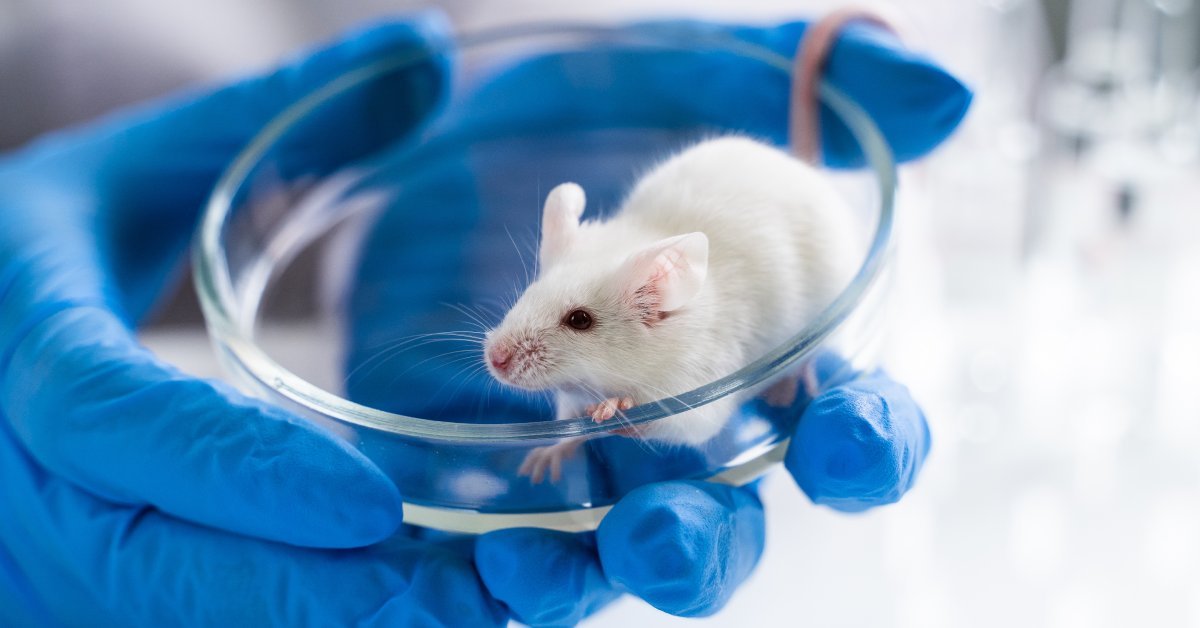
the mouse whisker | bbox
[474,298,510,319]
[354,334,482,363]
[429,360,491,418]
[439,302,497,332]
[357,334,485,361]
[356,329,485,354]
[345,335,483,385]
[383,347,484,389]
[503,224,533,289]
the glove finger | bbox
[0,305,404,548]
[0,422,507,627]
[720,20,972,167]
[443,20,969,169]
[0,16,459,547]
[596,481,765,617]
[786,371,932,512]
[0,541,56,628]
[475,529,621,626]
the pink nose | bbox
[488,345,513,372]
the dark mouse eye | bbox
[564,309,594,331]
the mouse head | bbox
[483,182,709,391]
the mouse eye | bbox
[564,309,594,331]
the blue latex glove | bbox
[0,14,941,627]
[435,19,971,170]
[469,368,930,625]
[0,14,513,626]
[343,19,944,625]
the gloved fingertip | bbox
[265,419,407,548]
[883,59,973,163]
[821,19,974,166]
[597,482,764,617]
[476,529,617,626]
[165,385,409,549]
[363,543,507,628]
[307,8,452,67]
[318,463,407,548]
[786,379,930,512]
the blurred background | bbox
[4,0,1199,626]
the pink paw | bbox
[763,376,800,408]
[763,362,821,408]
[518,439,583,484]
[586,397,634,423]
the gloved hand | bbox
[0,12,945,627]
[0,13,512,626]
[470,367,930,625]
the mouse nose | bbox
[488,345,513,372]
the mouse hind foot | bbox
[519,437,586,484]
[762,362,821,408]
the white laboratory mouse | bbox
[482,136,860,480]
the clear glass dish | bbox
[194,22,896,534]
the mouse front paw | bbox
[586,396,634,423]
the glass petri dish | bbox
[194,22,897,534]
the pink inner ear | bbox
[629,250,679,322]
[629,282,665,325]
[622,233,708,323]
[648,248,686,283]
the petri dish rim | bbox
[194,22,898,442]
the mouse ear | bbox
[539,182,586,268]
[621,232,709,316]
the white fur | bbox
[486,136,860,446]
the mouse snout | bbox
[486,343,513,372]
[484,333,549,389]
